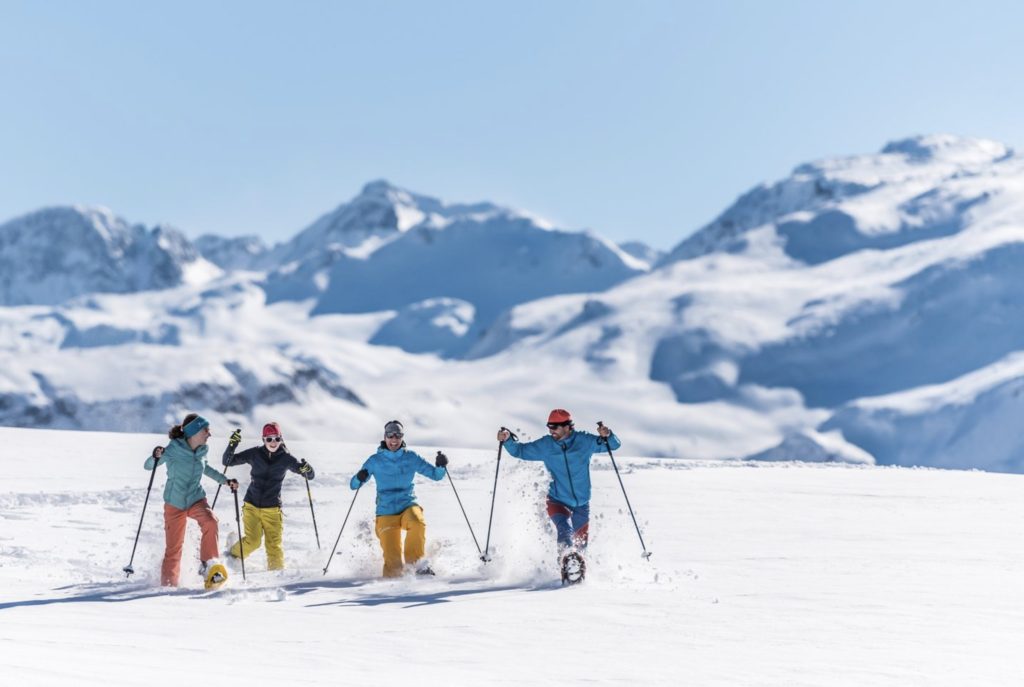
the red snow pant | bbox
[162,499,219,586]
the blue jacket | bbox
[144,438,227,510]
[503,430,620,508]
[350,443,446,516]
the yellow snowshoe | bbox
[203,562,228,590]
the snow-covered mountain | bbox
[262,180,514,303]
[4,137,1024,472]
[659,134,1012,265]
[618,240,664,270]
[194,234,270,271]
[309,213,646,355]
[260,180,646,354]
[0,206,218,305]
[451,134,1024,469]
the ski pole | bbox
[482,427,515,563]
[211,471,227,509]
[305,474,321,549]
[441,452,483,558]
[597,421,652,559]
[123,451,161,577]
[322,484,362,575]
[211,427,241,509]
[232,487,246,581]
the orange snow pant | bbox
[230,503,285,570]
[162,499,219,586]
[374,505,427,578]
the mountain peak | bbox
[661,134,1017,266]
[358,179,402,197]
[879,134,1011,165]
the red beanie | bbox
[262,422,282,438]
[547,409,573,424]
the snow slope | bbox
[1,427,1022,686]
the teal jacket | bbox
[144,437,227,510]
[350,443,446,516]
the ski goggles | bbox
[547,421,572,429]
[385,431,404,439]
[263,435,282,443]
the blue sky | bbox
[2,1,1023,249]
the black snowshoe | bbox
[560,551,586,585]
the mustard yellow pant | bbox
[375,505,427,578]
[230,502,285,570]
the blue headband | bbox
[183,415,210,438]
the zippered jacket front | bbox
[350,443,445,516]
[144,438,227,510]
[502,430,620,508]
[223,443,314,508]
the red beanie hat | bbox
[262,422,282,438]
[547,409,573,425]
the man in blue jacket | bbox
[497,409,620,555]
[351,420,447,577]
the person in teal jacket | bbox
[144,413,238,586]
[350,420,447,577]
[497,409,620,553]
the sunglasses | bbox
[547,422,572,429]
[264,436,282,443]
[385,432,404,439]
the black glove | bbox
[228,429,241,448]
[151,446,164,459]
[226,478,240,493]
[435,451,448,468]
[298,460,312,475]
[356,468,370,483]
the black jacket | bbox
[222,444,314,508]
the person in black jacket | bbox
[222,421,315,570]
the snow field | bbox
[1,427,1023,685]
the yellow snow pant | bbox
[230,502,285,570]
[375,505,427,578]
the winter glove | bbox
[226,478,240,493]
[298,460,313,475]
[435,451,449,468]
[151,446,164,459]
[228,428,242,449]
[356,468,370,483]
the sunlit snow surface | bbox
[1,427,1022,685]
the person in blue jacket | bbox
[497,409,620,554]
[350,420,448,577]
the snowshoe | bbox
[203,562,229,590]
[560,551,586,585]
[415,565,436,576]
